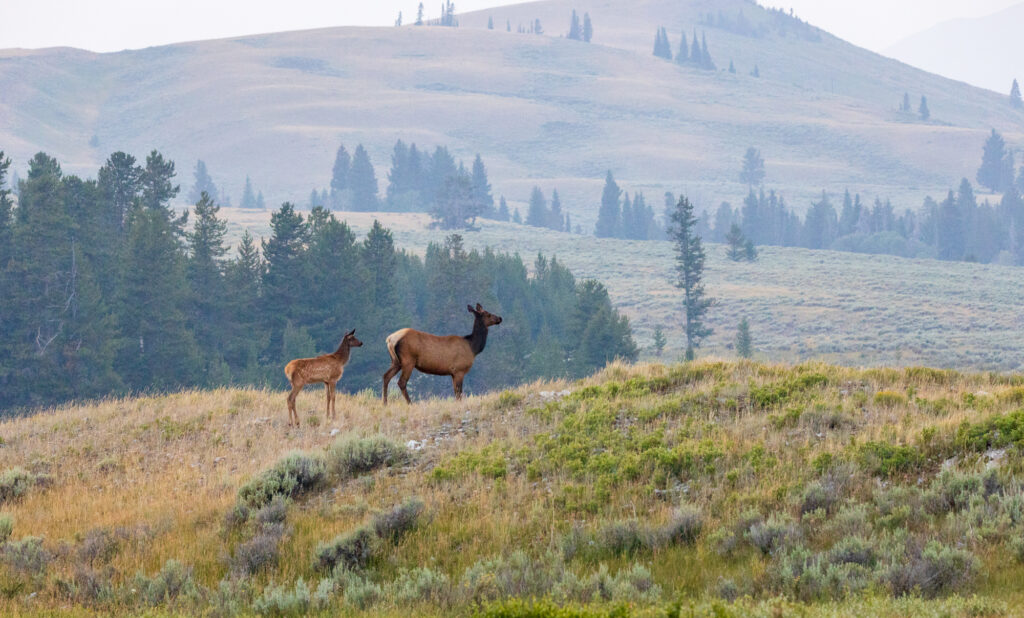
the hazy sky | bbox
[0,0,1019,54]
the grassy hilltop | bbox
[1,360,1023,615]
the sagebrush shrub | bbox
[881,541,979,598]
[393,566,452,605]
[231,525,284,576]
[658,505,703,545]
[0,514,13,543]
[315,526,377,572]
[2,536,52,575]
[0,468,38,503]
[237,452,325,510]
[372,497,425,543]
[133,559,202,607]
[745,514,800,555]
[327,434,409,479]
[253,578,311,617]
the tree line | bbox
[0,149,637,413]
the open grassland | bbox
[0,360,1023,616]
[222,209,1024,372]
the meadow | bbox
[0,359,1022,616]
[222,209,1024,372]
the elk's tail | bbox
[284,360,297,382]
[386,332,403,365]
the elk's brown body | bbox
[382,304,502,403]
[283,329,362,426]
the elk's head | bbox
[468,303,503,327]
[343,329,363,347]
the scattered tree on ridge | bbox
[736,318,752,358]
[740,147,766,186]
[669,195,713,361]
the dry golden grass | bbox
[0,360,1022,615]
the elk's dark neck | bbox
[465,317,489,356]
[332,342,352,364]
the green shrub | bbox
[393,566,452,605]
[338,569,382,610]
[745,514,800,556]
[880,541,979,598]
[750,373,827,409]
[231,524,284,576]
[954,410,1024,452]
[237,452,325,510]
[873,390,907,407]
[2,536,52,576]
[0,514,13,543]
[826,536,876,568]
[327,434,409,479]
[474,599,625,618]
[371,498,425,543]
[496,391,525,411]
[54,565,116,605]
[0,468,38,504]
[132,559,202,607]
[315,526,377,572]
[857,441,923,477]
[253,578,311,617]
[1009,535,1024,564]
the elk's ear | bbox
[467,304,476,314]
[347,329,356,336]
[475,303,484,312]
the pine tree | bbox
[304,208,363,347]
[803,191,838,249]
[676,32,688,64]
[512,208,522,224]
[416,3,424,25]
[470,154,494,217]
[97,151,142,231]
[620,193,633,238]
[0,152,12,267]
[497,196,510,221]
[594,171,621,238]
[241,176,257,209]
[256,191,265,210]
[690,29,701,64]
[653,326,666,357]
[548,189,563,230]
[977,129,1010,192]
[488,16,494,30]
[725,223,746,261]
[261,203,310,357]
[700,32,715,70]
[140,150,181,217]
[395,11,402,26]
[330,144,351,209]
[526,186,548,227]
[751,65,760,78]
[744,239,758,261]
[735,318,752,358]
[919,95,930,121]
[729,60,735,73]
[431,170,478,230]
[740,147,765,186]
[1011,79,1022,109]
[348,145,379,211]
[188,160,218,204]
[223,231,263,378]
[507,19,511,32]
[568,10,581,40]
[669,196,713,360]
[186,192,230,381]
[534,19,543,34]
[901,92,911,113]
[936,190,965,260]
[582,13,592,42]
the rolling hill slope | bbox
[0,360,1021,615]
[1,0,1023,227]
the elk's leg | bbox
[287,384,303,426]
[382,363,401,404]
[452,372,466,400]
[325,382,333,419]
[397,365,414,404]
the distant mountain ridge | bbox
[1,0,1022,225]
[885,2,1024,94]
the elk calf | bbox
[383,303,502,403]
[283,329,362,426]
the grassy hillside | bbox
[219,209,1024,372]
[0,360,1022,616]
[2,0,1023,227]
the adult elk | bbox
[382,303,502,403]
[283,329,362,426]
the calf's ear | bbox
[347,328,356,336]
[476,303,484,312]
[467,304,475,313]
